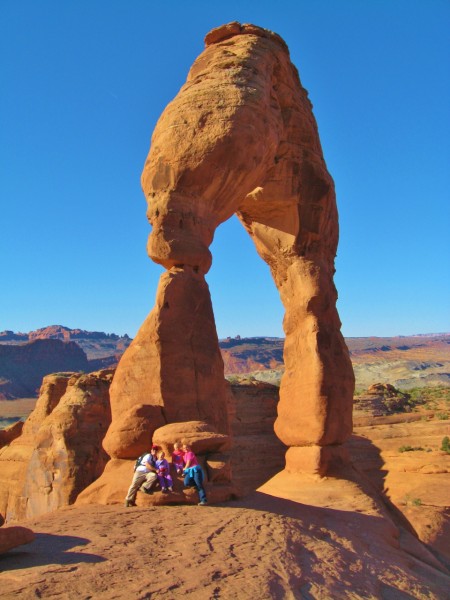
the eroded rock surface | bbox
[0,525,34,553]
[103,21,354,479]
[0,370,112,522]
[0,420,24,448]
[78,382,280,506]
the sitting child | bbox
[155,450,173,492]
[171,442,185,475]
[182,443,207,506]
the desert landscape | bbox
[0,376,449,598]
[1,327,448,404]
[1,17,449,600]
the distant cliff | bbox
[0,339,89,399]
[0,325,131,360]
[220,337,284,373]
[0,328,449,398]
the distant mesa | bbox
[0,326,132,399]
[0,325,131,347]
[0,339,89,400]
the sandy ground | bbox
[0,469,449,600]
[0,399,36,419]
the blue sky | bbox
[1,1,449,339]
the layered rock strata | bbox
[0,370,112,522]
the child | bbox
[171,442,185,475]
[155,450,173,492]
[182,443,207,505]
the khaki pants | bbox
[125,471,158,502]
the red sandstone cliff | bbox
[0,340,89,400]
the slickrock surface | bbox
[350,413,450,563]
[0,471,449,599]
[0,371,112,522]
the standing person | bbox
[182,443,208,506]
[171,442,185,475]
[155,450,173,492]
[124,445,158,507]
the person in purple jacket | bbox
[155,450,173,492]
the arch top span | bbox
[105,22,354,480]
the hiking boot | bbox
[125,500,136,507]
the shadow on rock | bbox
[0,532,106,571]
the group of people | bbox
[125,442,208,507]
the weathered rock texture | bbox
[0,370,112,522]
[102,22,354,478]
[0,420,24,448]
[79,380,284,507]
[230,380,286,494]
[0,525,34,553]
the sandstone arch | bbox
[102,22,354,477]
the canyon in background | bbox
[0,325,448,406]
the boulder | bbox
[0,525,34,553]
[152,421,230,455]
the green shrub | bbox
[402,494,423,507]
[398,445,424,453]
[436,412,449,420]
[441,436,450,453]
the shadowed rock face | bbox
[104,22,354,474]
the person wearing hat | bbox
[124,445,159,507]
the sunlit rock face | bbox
[0,371,112,521]
[104,21,354,476]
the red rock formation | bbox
[0,525,34,553]
[102,268,232,460]
[102,22,354,481]
[0,420,24,448]
[78,380,280,507]
[0,370,112,522]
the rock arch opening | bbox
[208,214,284,341]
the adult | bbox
[125,445,158,507]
